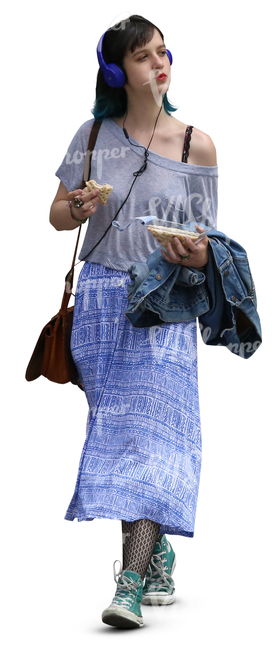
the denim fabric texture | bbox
[125,229,262,359]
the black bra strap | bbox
[182,125,193,163]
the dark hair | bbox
[92,15,177,120]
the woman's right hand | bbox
[67,187,101,221]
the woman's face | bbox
[122,29,171,98]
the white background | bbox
[1,1,271,648]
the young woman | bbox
[50,15,218,629]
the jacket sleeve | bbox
[198,237,262,359]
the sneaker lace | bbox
[146,551,174,589]
[111,560,140,610]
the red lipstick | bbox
[157,73,167,80]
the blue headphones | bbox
[97,31,173,88]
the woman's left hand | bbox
[161,225,209,268]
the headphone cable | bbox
[66,104,163,282]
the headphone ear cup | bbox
[103,63,126,88]
[97,32,127,88]
[166,49,173,65]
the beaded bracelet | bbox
[67,200,88,224]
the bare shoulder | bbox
[169,117,217,166]
[188,126,217,166]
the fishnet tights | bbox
[121,518,161,581]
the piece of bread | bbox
[85,179,113,205]
[147,225,199,248]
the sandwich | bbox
[85,179,113,205]
[147,225,199,248]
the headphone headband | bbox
[97,31,173,88]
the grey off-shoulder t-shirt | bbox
[55,117,218,272]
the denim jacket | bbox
[125,229,262,359]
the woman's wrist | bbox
[50,199,80,231]
[67,201,88,224]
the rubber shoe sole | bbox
[141,591,175,606]
[102,606,144,628]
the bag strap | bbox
[63,120,102,304]
[81,119,102,189]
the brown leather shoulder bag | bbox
[25,120,102,390]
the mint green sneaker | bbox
[102,560,144,628]
[142,535,176,605]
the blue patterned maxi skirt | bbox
[65,262,202,537]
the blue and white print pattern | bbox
[65,262,202,537]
